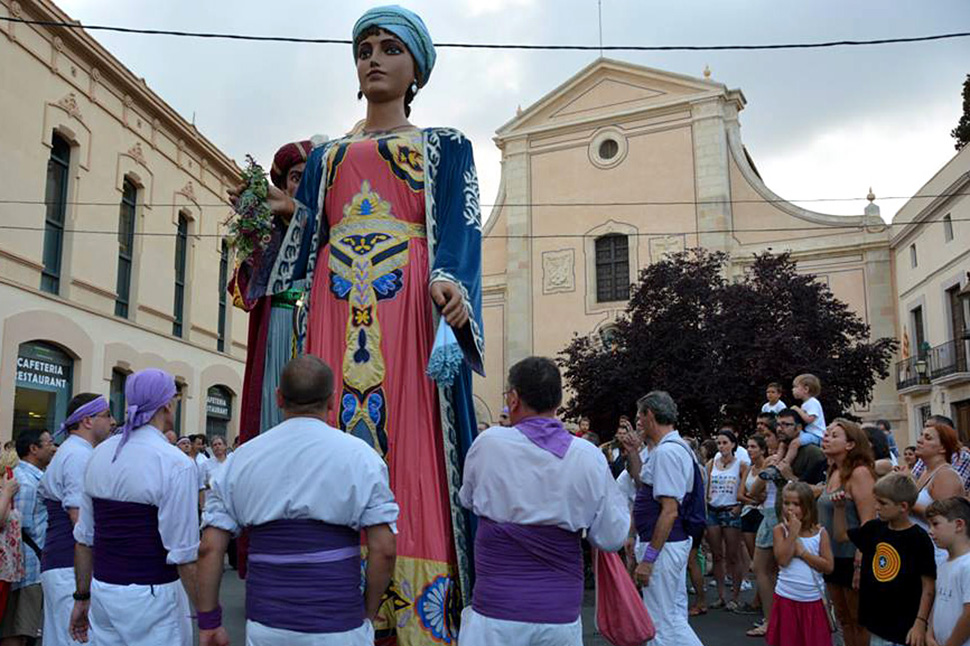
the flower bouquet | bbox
[224,155,273,264]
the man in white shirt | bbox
[458,356,629,645]
[39,393,115,646]
[69,369,200,646]
[197,356,399,646]
[623,390,703,646]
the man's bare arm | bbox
[364,524,396,620]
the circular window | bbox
[589,128,628,169]
[598,139,619,160]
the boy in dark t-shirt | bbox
[834,472,936,645]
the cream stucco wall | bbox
[890,145,970,445]
[0,0,246,441]
[476,58,901,432]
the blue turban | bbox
[352,5,436,87]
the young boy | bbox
[927,497,970,646]
[761,382,786,414]
[781,374,826,466]
[834,472,936,646]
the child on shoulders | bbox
[927,497,970,646]
[767,481,835,646]
[781,374,826,467]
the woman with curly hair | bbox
[817,418,876,646]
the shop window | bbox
[205,386,232,439]
[13,341,73,437]
[109,369,128,422]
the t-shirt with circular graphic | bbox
[847,519,937,644]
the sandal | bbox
[736,602,761,615]
[709,598,726,610]
[725,599,740,612]
[746,623,768,637]
[689,605,708,616]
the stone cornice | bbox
[8,0,240,182]
[495,57,743,141]
[890,171,970,249]
[0,274,245,364]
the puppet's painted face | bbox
[356,29,416,106]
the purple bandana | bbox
[113,369,176,462]
[57,396,108,439]
[515,416,574,459]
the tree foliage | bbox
[559,249,898,438]
[953,73,970,151]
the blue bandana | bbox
[352,5,436,87]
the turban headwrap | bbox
[270,140,313,190]
[56,396,109,441]
[352,5,436,87]
[114,368,177,462]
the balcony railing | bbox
[929,339,970,380]
[896,356,930,390]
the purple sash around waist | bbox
[92,498,178,585]
[633,483,687,543]
[472,517,583,624]
[246,519,363,634]
[41,498,75,571]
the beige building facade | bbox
[475,58,901,436]
[891,144,970,444]
[0,0,246,442]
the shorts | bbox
[755,507,779,549]
[0,583,43,639]
[706,507,742,529]
[799,430,823,447]
[741,508,764,534]
[823,556,855,587]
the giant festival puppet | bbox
[226,6,483,644]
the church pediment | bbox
[497,58,732,137]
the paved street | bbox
[217,568,763,645]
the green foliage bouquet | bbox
[224,155,273,263]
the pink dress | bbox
[307,130,457,643]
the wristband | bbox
[72,591,90,602]
[916,617,928,624]
[643,545,661,564]
[197,605,223,631]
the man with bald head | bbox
[197,356,399,645]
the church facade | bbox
[474,58,900,436]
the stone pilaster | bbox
[503,137,533,367]
[691,98,733,254]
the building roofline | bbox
[14,0,240,180]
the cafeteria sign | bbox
[206,387,231,420]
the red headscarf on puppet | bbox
[269,140,313,191]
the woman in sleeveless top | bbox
[738,434,768,614]
[706,429,748,610]
[911,421,963,565]
[819,419,876,646]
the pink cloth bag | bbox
[593,548,656,646]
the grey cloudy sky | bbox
[58,0,970,222]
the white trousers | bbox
[40,567,85,646]
[89,578,191,646]
[457,607,583,646]
[637,538,703,646]
[246,619,374,645]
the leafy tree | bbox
[953,74,970,150]
[559,249,898,438]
